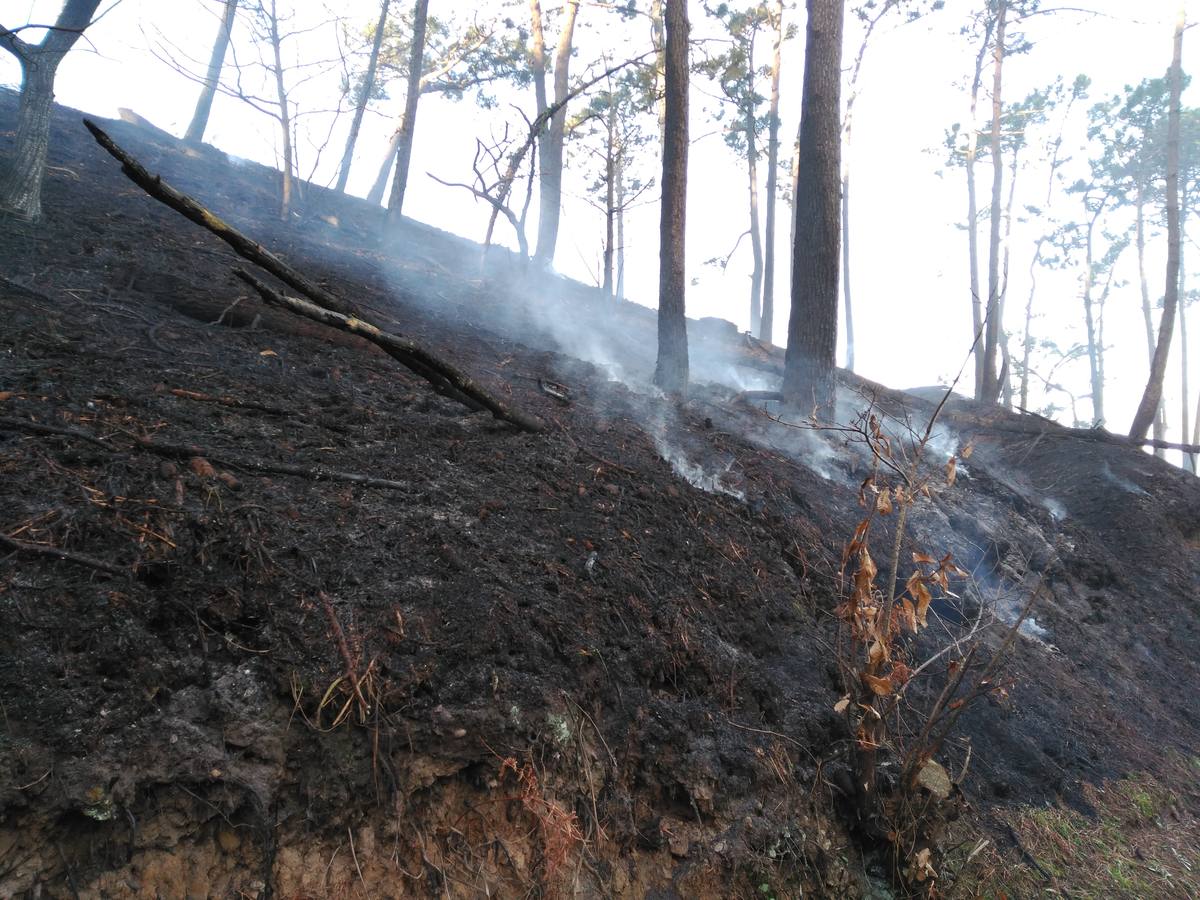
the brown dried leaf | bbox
[868,639,888,666]
[946,456,958,486]
[0,391,12,402]
[861,673,893,696]
[912,551,936,565]
[858,474,875,507]
[833,696,850,714]
[912,579,933,627]
[961,441,974,459]
[899,599,918,633]
[876,488,893,515]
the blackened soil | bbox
[1,90,1198,898]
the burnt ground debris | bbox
[0,89,1198,897]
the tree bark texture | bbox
[782,0,843,416]
[387,0,429,220]
[185,0,240,144]
[654,0,689,396]
[533,0,581,267]
[0,0,102,220]
[335,0,390,194]
[747,80,763,337]
[266,0,293,220]
[1130,8,1185,443]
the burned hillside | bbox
[1,93,1199,898]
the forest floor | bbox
[1,90,1199,899]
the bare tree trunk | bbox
[1181,184,1193,472]
[654,0,689,396]
[534,0,581,268]
[335,0,390,194]
[616,151,626,302]
[746,75,763,336]
[529,0,550,188]
[1083,216,1105,426]
[1131,7,1185,443]
[782,0,843,417]
[1134,187,1167,451]
[964,22,992,398]
[387,0,429,220]
[0,0,102,220]
[603,97,616,297]
[980,0,1007,404]
[185,0,239,144]
[367,128,403,205]
[266,0,293,221]
[998,148,1020,408]
[759,0,783,346]
[1019,239,1045,412]
[650,0,666,140]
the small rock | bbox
[159,461,178,478]
[668,834,690,858]
[217,827,240,853]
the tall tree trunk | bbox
[616,154,626,302]
[185,0,239,144]
[387,0,429,220]
[1181,184,1193,471]
[0,0,102,220]
[759,0,783,346]
[654,0,689,396]
[534,0,581,267]
[368,129,402,205]
[1083,215,1105,426]
[603,97,617,297]
[998,148,1020,408]
[980,0,1007,404]
[267,0,293,221]
[1019,239,1045,412]
[782,0,843,417]
[335,0,390,194]
[1134,187,1167,450]
[650,0,667,141]
[747,93,763,335]
[964,22,992,398]
[529,0,550,197]
[1131,7,1185,443]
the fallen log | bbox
[235,268,544,433]
[82,119,357,317]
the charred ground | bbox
[1,91,1198,898]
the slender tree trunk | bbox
[185,0,239,144]
[747,94,764,336]
[998,148,1020,408]
[616,154,626,302]
[0,0,102,220]
[603,98,617,297]
[760,0,783,346]
[1181,185,1193,471]
[782,0,843,417]
[1131,8,1186,443]
[368,129,402,205]
[1083,216,1105,425]
[529,0,550,193]
[387,0,429,220]
[964,23,992,398]
[1019,239,1045,412]
[654,0,689,396]
[266,0,293,221]
[980,0,1007,404]
[534,0,581,267]
[789,121,800,274]
[336,0,390,194]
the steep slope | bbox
[0,91,1197,898]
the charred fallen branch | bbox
[235,269,544,433]
[0,416,414,491]
[0,531,128,578]
[82,119,357,317]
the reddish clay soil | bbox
[1,90,1198,898]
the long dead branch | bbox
[82,118,358,317]
[235,268,545,433]
[0,416,414,491]
[0,532,128,578]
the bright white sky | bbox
[3,0,1198,459]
